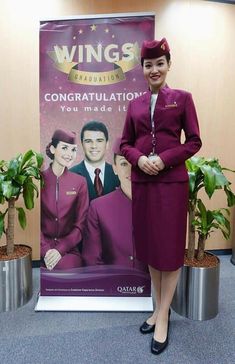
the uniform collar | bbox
[144,84,170,108]
[47,163,68,178]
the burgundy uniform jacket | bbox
[121,85,202,182]
[41,166,89,258]
[82,188,146,270]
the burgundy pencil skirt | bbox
[132,181,188,271]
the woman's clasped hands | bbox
[138,155,165,175]
[44,249,62,270]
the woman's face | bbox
[143,56,170,93]
[113,155,131,195]
[50,141,77,168]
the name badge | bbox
[165,101,177,108]
[66,191,76,195]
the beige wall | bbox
[0,0,234,259]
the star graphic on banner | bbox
[105,28,109,33]
[90,24,97,31]
[79,29,83,34]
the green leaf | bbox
[188,172,196,195]
[0,160,6,169]
[187,158,205,201]
[16,207,27,230]
[11,185,21,198]
[23,166,40,178]
[223,215,231,233]
[30,180,39,197]
[206,210,214,226]
[197,199,207,229]
[186,156,205,172]
[13,175,27,185]
[20,150,44,171]
[200,165,216,198]
[7,158,20,178]
[23,179,39,198]
[20,150,34,170]
[23,178,35,209]
[213,211,230,238]
[0,195,5,204]
[213,211,226,225]
[213,167,228,187]
[2,181,13,199]
[196,208,231,240]
[224,186,235,207]
[34,152,44,168]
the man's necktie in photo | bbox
[94,168,103,196]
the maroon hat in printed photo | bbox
[112,137,123,156]
[52,129,77,144]
[141,38,170,60]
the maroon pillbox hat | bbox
[52,129,77,144]
[112,137,123,156]
[141,38,170,60]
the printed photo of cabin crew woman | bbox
[41,129,89,270]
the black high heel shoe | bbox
[140,308,171,335]
[139,321,155,334]
[150,311,171,355]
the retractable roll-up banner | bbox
[36,13,154,311]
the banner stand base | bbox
[35,294,153,312]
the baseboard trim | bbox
[32,260,41,268]
[207,249,232,256]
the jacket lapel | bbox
[81,161,96,199]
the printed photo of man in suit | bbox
[70,121,120,201]
[82,137,147,271]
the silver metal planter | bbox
[171,254,220,321]
[0,245,32,312]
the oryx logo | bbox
[117,286,145,294]
[136,286,145,294]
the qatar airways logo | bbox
[117,286,145,294]
[48,41,140,86]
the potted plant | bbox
[0,150,43,311]
[171,156,235,320]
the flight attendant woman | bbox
[41,129,89,270]
[121,38,202,354]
